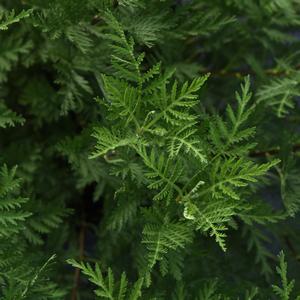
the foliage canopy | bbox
[1,0,300,299]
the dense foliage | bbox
[1,0,300,299]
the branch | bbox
[71,221,86,300]
[249,144,300,157]
[201,64,300,78]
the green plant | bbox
[1,0,300,299]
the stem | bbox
[71,221,86,300]
[249,144,300,157]
[200,64,300,78]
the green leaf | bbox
[0,102,24,128]
[183,199,237,251]
[272,251,295,300]
[209,76,256,155]
[136,146,183,203]
[257,76,300,118]
[0,165,31,237]
[90,127,137,159]
[144,75,209,129]
[167,122,207,163]
[0,9,32,31]
[67,259,143,300]
[197,158,280,201]
[142,215,193,268]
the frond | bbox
[0,101,24,128]
[239,201,285,225]
[106,193,140,232]
[197,158,280,201]
[244,287,259,300]
[90,127,138,159]
[0,165,31,237]
[196,279,220,300]
[110,160,145,184]
[67,259,144,300]
[144,75,209,129]
[0,9,32,30]
[65,25,93,54]
[278,164,300,217]
[0,247,63,299]
[167,123,207,163]
[242,225,274,278]
[103,11,142,84]
[172,284,188,300]
[123,9,170,47]
[183,199,237,251]
[142,62,161,83]
[159,249,184,281]
[100,75,141,126]
[136,146,183,203]
[54,59,93,114]
[142,212,193,269]
[68,260,115,299]
[177,3,235,38]
[272,251,295,300]
[257,75,300,118]
[24,201,71,245]
[209,76,256,155]
[0,36,32,83]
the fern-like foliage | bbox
[0,9,32,31]
[91,127,138,159]
[209,76,256,156]
[0,35,33,83]
[90,11,281,258]
[257,75,300,118]
[0,0,297,298]
[142,209,193,269]
[180,158,279,251]
[0,165,31,237]
[182,199,237,251]
[0,164,63,299]
[143,75,209,128]
[242,225,274,278]
[98,77,140,128]
[103,11,143,85]
[0,253,64,300]
[159,249,185,281]
[167,122,207,163]
[136,146,183,203]
[196,280,221,300]
[239,201,285,226]
[203,157,279,201]
[0,101,24,128]
[24,200,71,245]
[105,191,140,232]
[67,259,144,300]
[272,251,299,300]
[276,161,300,217]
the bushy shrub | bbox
[1,1,300,299]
